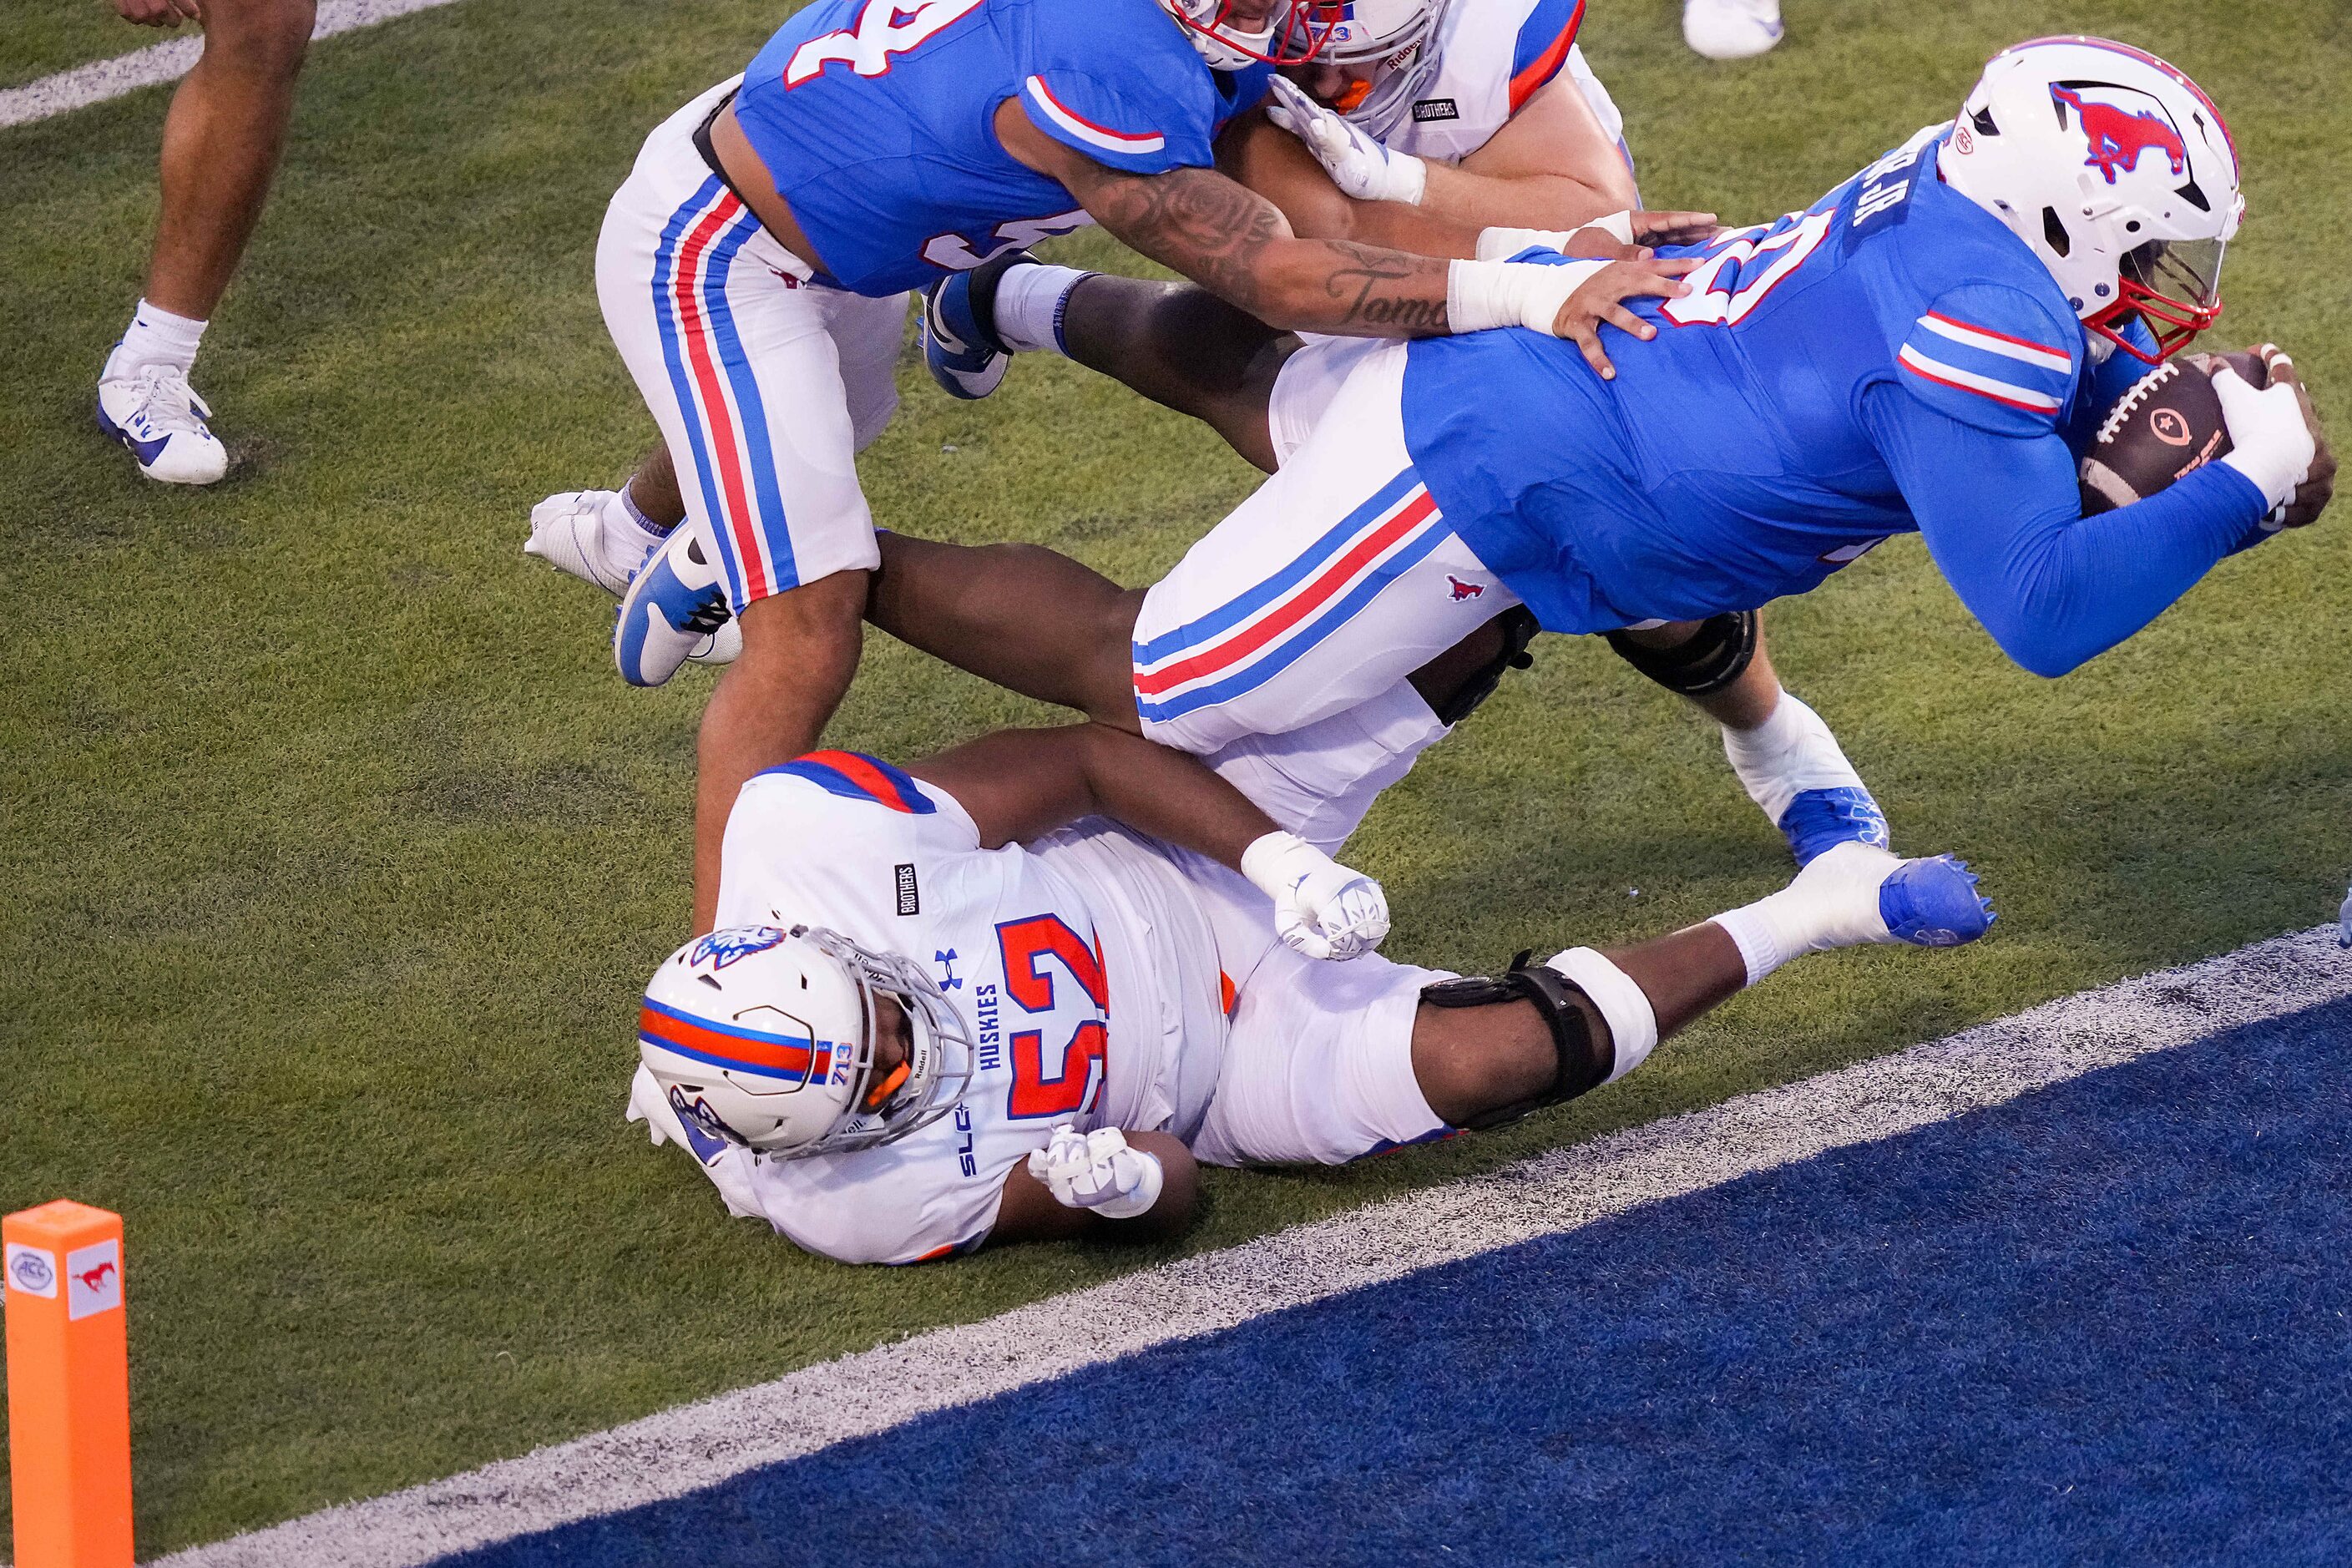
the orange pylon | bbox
[5,1201,132,1568]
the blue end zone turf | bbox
[444,997,2352,1566]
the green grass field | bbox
[3,0,2349,1555]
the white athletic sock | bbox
[618,479,676,539]
[1545,948,1659,1082]
[603,488,671,578]
[1722,690,1867,825]
[1712,840,1899,986]
[994,264,1089,355]
[106,298,207,380]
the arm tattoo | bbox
[1075,164,1453,335]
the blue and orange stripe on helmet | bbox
[638,996,836,1085]
[758,750,938,815]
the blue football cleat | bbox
[614,519,731,688]
[921,249,1034,400]
[1878,855,1995,948]
[1778,785,1892,866]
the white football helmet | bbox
[1940,36,2241,362]
[636,924,973,1157]
[1158,0,1331,69]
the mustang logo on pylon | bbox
[75,1261,117,1294]
[1446,575,1487,601]
[2051,84,2188,185]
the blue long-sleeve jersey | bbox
[1399,129,2271,676]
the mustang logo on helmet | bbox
[690,926,789,970]
[2051,84,2188,185]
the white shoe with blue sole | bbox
[97,363,227,485]
[615,518,733,688]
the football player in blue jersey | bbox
[918,0,1892,866]
[807,38,2330,884]
[524,0,1700,932]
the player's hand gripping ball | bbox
[2081,345,2334,528]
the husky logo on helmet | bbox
[2051,83,2188,185]
[690,926,789,970]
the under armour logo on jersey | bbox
[935,948,963,989]
[1446,575,1487,601]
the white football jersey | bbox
[706,751,1227,1265]
[1368,0,1626,170]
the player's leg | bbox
[869,534,1146,721]
[590,79,889,928]
[924,252,1298,472]
[1190,842,1994,1168]
[97,0,316,484]
[1608,610,1892,865]
[1133,338,1525,756]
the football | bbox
[2078,350,2263,513]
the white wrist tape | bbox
[1544,947,1659,1082]
[1445,257,1610,335]
[1386,149,1429,206]
[1095,1148,1164,1220]
[1240,829,1313,896]
[1474,211,1635,262]
[1475,226,1575,262]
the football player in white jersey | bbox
[1237,0,1642,233]
[630,674,1990,1265]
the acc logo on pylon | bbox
[6,1242,59,1297]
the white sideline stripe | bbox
[155,928,2352,1568]
[0,0,463,130]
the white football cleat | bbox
[525,490,658,594]
[528,491,740,667]
[614,517,734,687]
[96,364,228,484]
[1682,0,1783,60]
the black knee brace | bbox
[1604,609,1758,698]
[1420,952,1611,1131]
[1430,606,1541,726]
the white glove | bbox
[2215,358,2316,516]
[1265,75,1428,206]
[1444,256,1610,335]
[1240,830,1391,960]
[1025,1125,1164,1220]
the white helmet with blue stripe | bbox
[636,923,974,1157]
